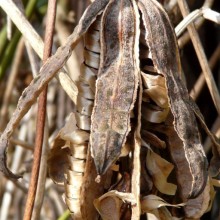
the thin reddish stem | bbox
[23,1,57,219]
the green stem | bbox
[0,26,7,58]
[57,210,71,220]
[0,0,39,80]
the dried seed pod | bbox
[63,17,101,218]
[75,16,101,131]
[62,11,133,217]
[0,0,213,219]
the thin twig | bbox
[25,42,40,77]
[10,138,33,151]
[31,126,49,220]
[177,0,214,49]
[48,187,67,217]
[190,44,220,100]
[0,38,25,130]
[177,0,220,115]
[175,8,203,37]
[0,119,30,220]
[9,179,28,193]
[56,5,82,81]
[204,116,220,154]
[175,8,220,37]
[23,1,57,219]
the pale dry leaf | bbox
[59,113,90,144]
[94,190,136,220]
[146,150,177,195]
[94,196,123,220]
[141,72,168,109]
[211,178,220,187]
[146,212,159,220]
[94,190,136,205]
[147,207,182,220]
[141,194,185,212]
[206,179,216,212]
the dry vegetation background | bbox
[0,0,220,219]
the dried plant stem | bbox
[0,38,25,130]
[25,42,40,77]
[10,138,33,151]
[31,127,49,220]
[23,1,57,220]
[56,5,82,81]
[177,0,214,49]
[204,116,220,154]
[177,0,220,115]
[0,122,28,220]
[175,8,220,37]
[190,44,220,100]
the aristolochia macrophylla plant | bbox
[1,0,220,219]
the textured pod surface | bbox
[90,0,139,175]
[1,0,218,219]
[138,0,208,201]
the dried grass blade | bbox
[177,0,220,115]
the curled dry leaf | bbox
[141,130,166,150]
[48,113,110,219]
[48,142,69,185]
[94,196,123,220]
[149,114,206,201]
[140,147,153,195]
[93,173,132,220]
[48,113,85,185]
[94,190,136,220]
[146,150,177,195]
[141,72,169,109]
[141,194,185,213]
[146,207,182,220]
[48,113,87,182]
